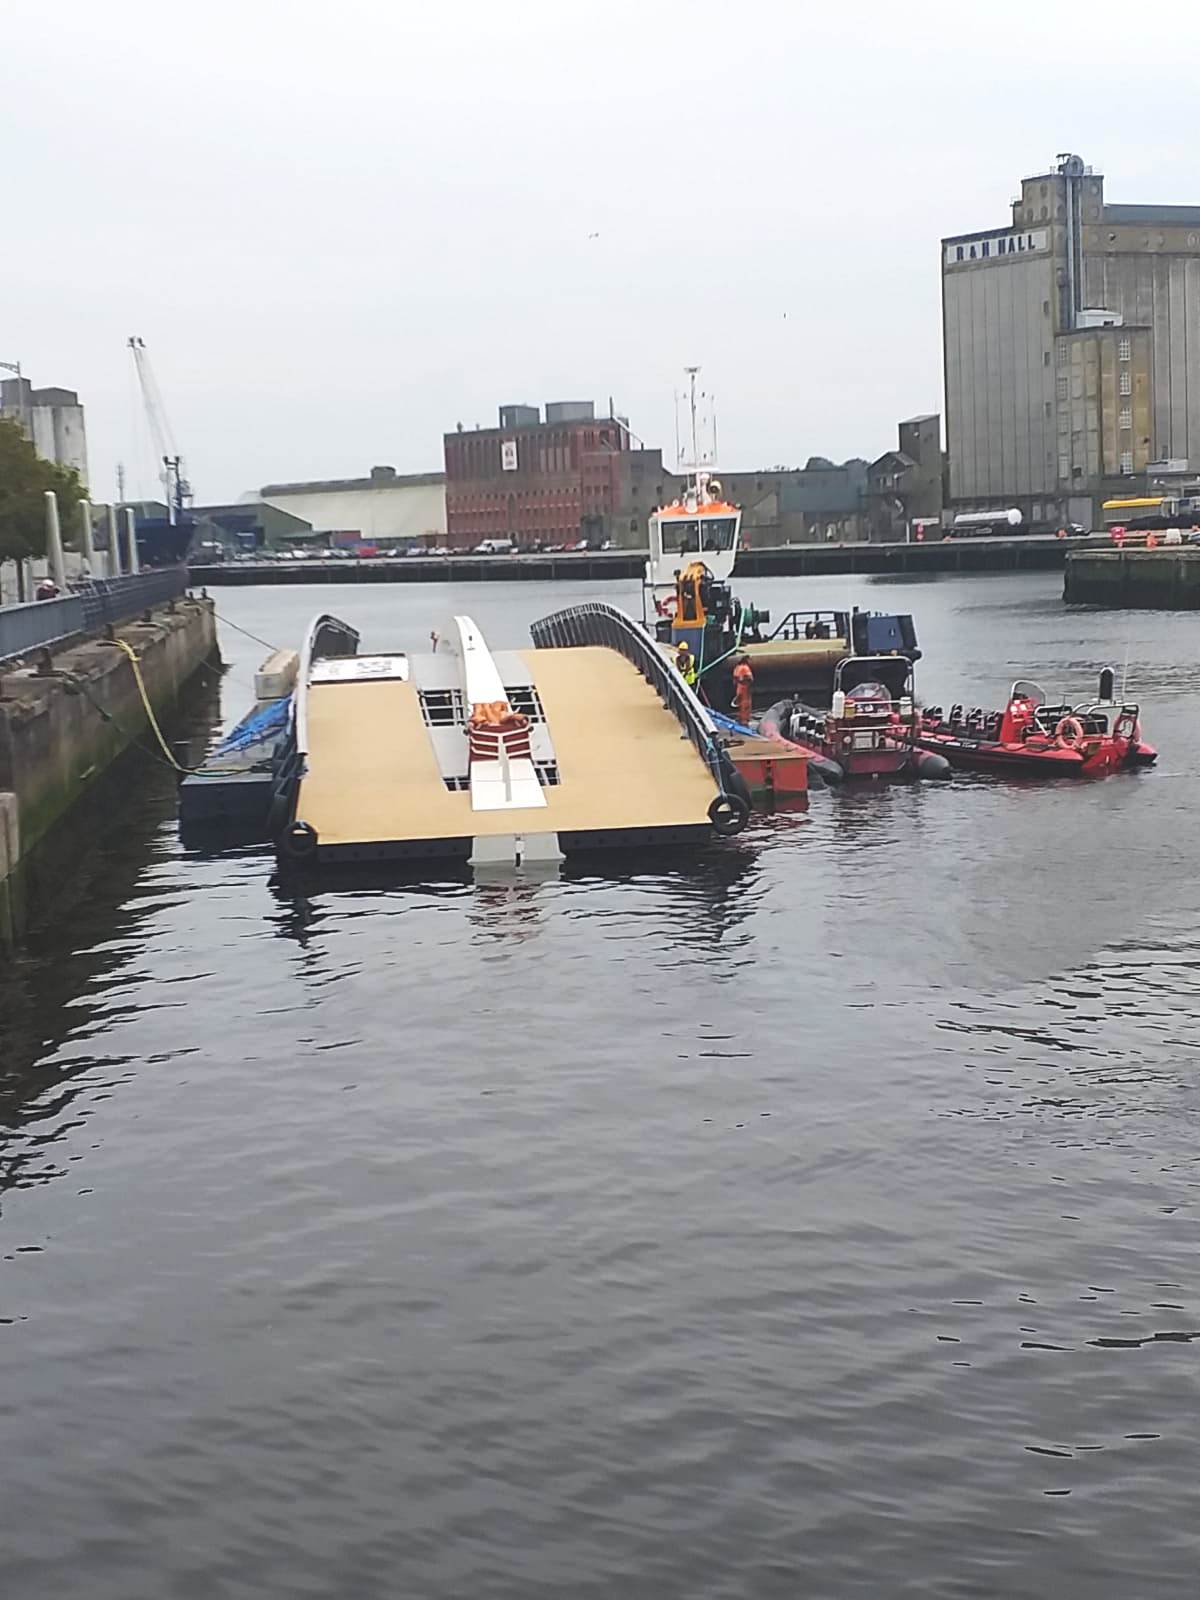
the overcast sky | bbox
[4,0,1198,503]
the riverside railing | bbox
[0,568,188,668]
[529,600,736,800]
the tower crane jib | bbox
[127,335,192,523]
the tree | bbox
[805,455,835,471]
[0,414,86,565]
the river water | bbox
[2,572,1198,1598]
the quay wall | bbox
[0,596,217,923]
[189,536,1080,588]
[1064,548,1200,608]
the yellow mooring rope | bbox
[112,637,205,775]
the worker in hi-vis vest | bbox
[675,641,698,688]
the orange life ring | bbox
[1055,715,1085,748]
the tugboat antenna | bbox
[685,365,700,476]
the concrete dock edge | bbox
[0,594,218,920]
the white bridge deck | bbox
[295,646,718,851]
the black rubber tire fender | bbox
[281,820,319,860]
[708,792,750,837]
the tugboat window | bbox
[702,517,737,551]
[674,520,700,553]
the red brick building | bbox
[443,401,631,547]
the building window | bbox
[1056,342,1068,367]
[1119,407,1132,430]
[1056,373,1069,401]
[1043,351,1051,366]
[1058,454,1070,480]
[1043,300,1051,316]
[1119,370,1132,396]
[1119,451,1134,475]
[1118,337,1131,362]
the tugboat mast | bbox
[683,365,706,510]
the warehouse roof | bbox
[1104,203,1200,227]
[260,468,445,496]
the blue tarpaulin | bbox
[707,709,757,738]
[218,694,291,755]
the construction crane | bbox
[127,335,192,524]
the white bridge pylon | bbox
[454,615,545,813]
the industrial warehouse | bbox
[943,152,1200,529]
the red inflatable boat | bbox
[917,677,1157,777]
[760,656,950,782]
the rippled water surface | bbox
[2,573,1199,1598]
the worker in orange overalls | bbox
[732,654,754,725]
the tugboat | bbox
[643,369,920,712]
[757,655,950,782]
[916,672,1157,777]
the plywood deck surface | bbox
[296,646,718,845]
[744,638,848,659]
[725,734,808,763]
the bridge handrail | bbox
[530,601,732,797]
[292,612,361,758]
[0,568,188,667]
